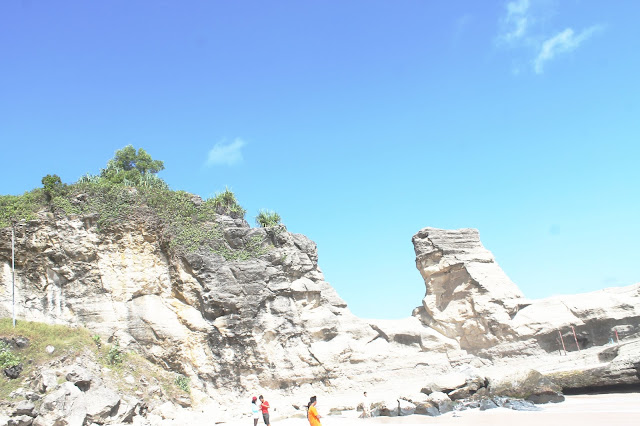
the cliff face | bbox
[0,214,458,403]
[1,216,639,406]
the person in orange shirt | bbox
[307,396,321,426]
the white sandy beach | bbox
[224,393,640,426]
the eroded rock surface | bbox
[412,227,524,351]
[0,214,457,407]
[1,217,639,420]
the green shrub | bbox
[107,341,124,366]
[0,341,20,369]
[0,190,46,228]
[77,173,102,184]
[50,196,80,216]
[256,210,281,227]
[92,335,101,348]
[211,188,246,219]
[175,374,190,393]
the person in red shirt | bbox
[259,395,271,426]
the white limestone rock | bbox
[412,227,524,351]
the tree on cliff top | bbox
[100,145,165,186]
[41,174,65,202]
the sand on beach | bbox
[249,393,640,426]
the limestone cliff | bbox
[2,215,639,410]
[0,212,458,405]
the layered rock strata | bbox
[412,228,525,351]
[0,213,457,406]
[1,216,639,413]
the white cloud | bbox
[496,0,604,74]
[501,0,531,43]
[206,138,246,166]
[534,25,601,73]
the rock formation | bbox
[411,227,640,360]
[1,216,639,424]
[412,227,525,351]
[0,212,457,410]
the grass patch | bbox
[0,318,95,399]
[0,319,191,402]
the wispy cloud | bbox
[496,0,603,74]
[501,0,531,43]
[206,138,246,167]
[534,25,602,74]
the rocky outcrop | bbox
[411,227,640,362]
[487,369,564,403]
[508,284,640,354]
[542,338,640,392]
[3,356,142,425]
[412,228,525,351]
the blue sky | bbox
[1,1,639,319]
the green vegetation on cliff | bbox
[0,319,190,401]
[0,146,278,260]
[256,209,282,227]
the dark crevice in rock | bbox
[563,382,640,395]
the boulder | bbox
[5,363,23,379]
[428,391,455,414]
[151,401,179,420]
[415,401,439,417]
[427,391,450,404]
[422,372,467,394]
[36,370,58,393]
[400,394,439,416]
[13,337,29,348]
[448,386,472,400]
[372,399,399,417]
[65,365,95,391]
[84,386,121,423]
[39,382,86,426]
[7,416,33,426]
[116,398,141,423]
[398,399,415,416]
[488,369,564,404]
[479,398,497,410]
[12,400,35,417]
[502,399,540,411]
[437,400,455,414]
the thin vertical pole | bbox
[558,329,567,355]
[11,224,16,328]
[571,325,580,352]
